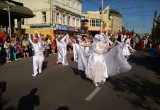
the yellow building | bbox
[82,6,122,35]
[82,6,109,35]
[109,15,122,34]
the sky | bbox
[82,0,160,34]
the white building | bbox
[13,0,82,37]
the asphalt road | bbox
[0,49,160,110]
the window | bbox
[62,14,65,25]
[77,3,79,10]
[77,18,80,27]
[59,13,62,24]
[73,17,75,26]
[42,12,46,23]
[68,16,70,25]
[56,12,59,23]
[73,1,76,9]
[96,19,101,27]
[69,0,71,7]
[90,18,101,27]
[64,0,67,5]
[66,0,69,6]
[90,18,95,27]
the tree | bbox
[109,9,122,17]
[122,26,126,34]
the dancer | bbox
[81,34,132,86]
[84,34,114,86]
[29,31,44,76]
[54,34,69,66]
[77,35,91,71]
[71,37,79,62]
[122,36,135,59]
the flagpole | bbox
[100,0,103,34]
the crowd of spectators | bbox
[2,33,57,63]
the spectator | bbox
[22,37,29,58]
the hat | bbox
[94,34,100,39]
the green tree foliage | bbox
[109,9,122,17]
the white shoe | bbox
[32,73,37,77]
[39,69,42,74]
[94,82,98,87]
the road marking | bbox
[85,87,101,101]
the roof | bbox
[0,1,34,18]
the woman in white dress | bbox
[122,37,131,59]
[122,36,135,59]
[83,34,132,86]
[71,37,79,62]
[54,34,69,66]
[84,34,114,86]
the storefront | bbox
[58,26,68,34]
[54,26,81,37]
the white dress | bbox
[72,39,79,62]
[77,42,89,71]
[84,41,132,86]
[56,34,69,65]
[85,42,108,84]
[122,38,131,56]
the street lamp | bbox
[3,1,15,39]
[100,0,103,34]
[8,5,11,39]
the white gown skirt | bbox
[85,53,108,83]
[122,44,131,56]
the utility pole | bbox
[100,0,103,34]
[8,5,11,39]
[50,0,53,39]
[126,20,128,31]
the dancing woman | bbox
[82,34,132,86]
[54,34,70,66]
[84,34,114,86]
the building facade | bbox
[82,6,109,35]
[109,15,122,34]
[14,0,82,38]
[82,6,122,36]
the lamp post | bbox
[8,6,11,39]
[3,5,13,39]
[100,0,103,34]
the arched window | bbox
[73,17,75,26]
[68,16,70,25]
[62,14,65,25]
[56,12,59,23]
[77,18,80,27]
[42,11,46,23]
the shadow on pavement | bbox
[70,67,92,83]
[17,88,40,110]
[0,81,15,110]
[107,75,160,110]
[42,61,48,71]
[56,106,69,110]
[0,81,6,110]
[129,50,160,77]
